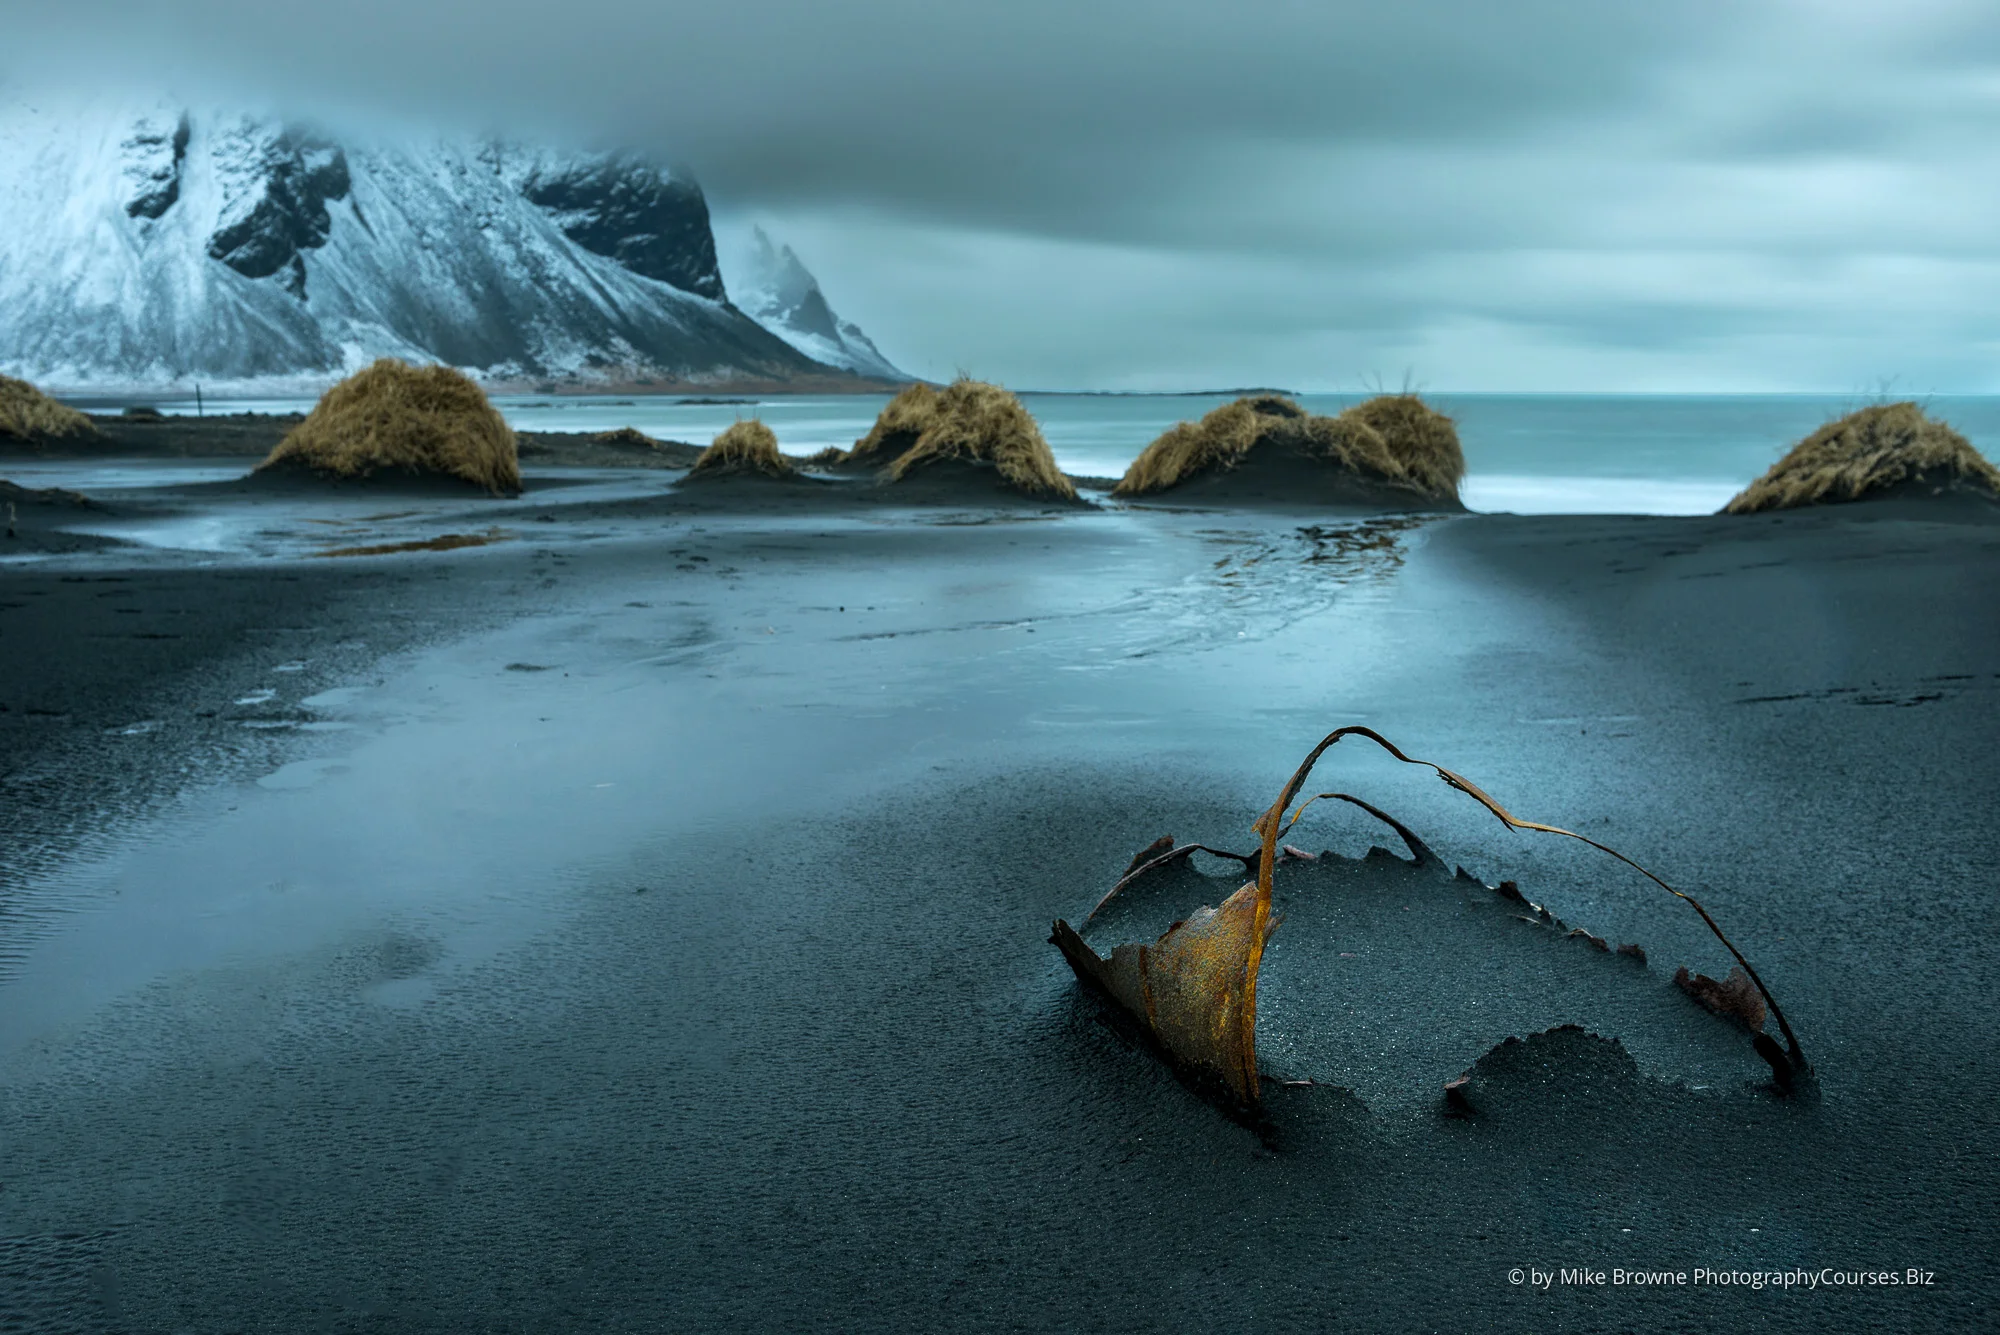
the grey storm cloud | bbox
[9,0,2000,388]
[12,0,1728,228]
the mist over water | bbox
[121,391,2000,514]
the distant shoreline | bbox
[51,384,2000,410]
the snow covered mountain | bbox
[730,227,906,381]
[0,100,900,391]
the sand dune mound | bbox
[864,379,1077,500]
[0,376,96,441]
[1113,397,1309,495]
[593,427,666,450]
[1113,393,1464,509]
[2,478,96,509]
[1726,402,2000,513]
[840,383,943,472]
[257,359,521,496]
[1340,393,1466,499]
[687,420,797,480]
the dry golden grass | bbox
[1726,402,2000,513]
[874,378,1077,499]
[1340,393,1466,499]
[259,360,520,495]
[593,427,664,449]
[0,375,96,439]
[800,445,849,467]
[1112,392,1463,501]
[1112,398,1291,496]
[690,419,795,478]
[845,382,942,466]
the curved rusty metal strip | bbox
[1286,791,1439,865]
[1081,842,1260,927]
[1250,725,1807,1071]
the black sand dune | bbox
[240,453,528,497]
[1726,401,2000,515]
[1114,443,1470,512]
[0,478,118,555]
[1756,466,2000,514]
[0,411,302,459]
[830,378,1084,504]
[1114,393,1467,514]
[664,466,858,509]
[654,454,1096,510]
[856,454,1095,507]
[516,429,702,470]
[6,413,706,473]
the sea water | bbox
[143,392,2000,515]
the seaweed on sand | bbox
[1051,725,1809,1110]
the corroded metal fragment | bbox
[1048,723,1811,1111]
[1051,881,1275,1105]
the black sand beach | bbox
[2,435,1995,1332]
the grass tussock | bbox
[593,427,664,449]
[872,378,1077,499]
[1112,397,1301,495]
[690,419,795,478]
[1112,393,1464,501]
[258,359,520,495]
[845,383,943,467]
[1726,402,2000,513]
[1340,393,1466,498]
[0,375,96,440]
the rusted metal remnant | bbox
[1050,724,1811,1107]
[1051,880,1271,1105]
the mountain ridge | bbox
[729,227,906,381]
[0,100,907,394]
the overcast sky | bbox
[11,0,2000,390]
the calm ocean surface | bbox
[181,392,2000,515]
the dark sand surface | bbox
[1,480,121,556]
[1,414,706,471]
[1,458,1995,1332]
[6,420,1110,504]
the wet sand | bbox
[1,447,1995,1331]
[2,411,707,470]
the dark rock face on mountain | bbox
[516,155,723,300]
[204,122,353,298]
[120,113,189,220]
[0,102,880,388]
